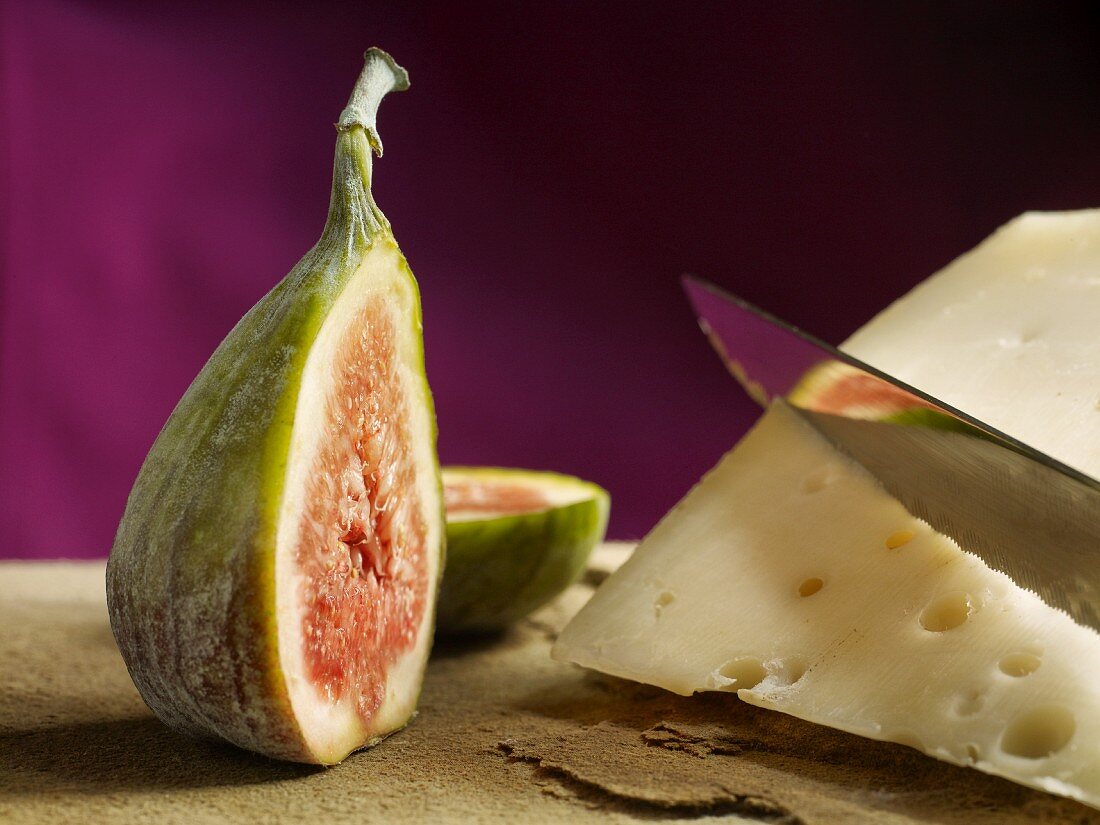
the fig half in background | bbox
[106,49,444,764]
[437,467,609,634]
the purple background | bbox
[4,2,1100,558]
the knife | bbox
[682,274,1100,633]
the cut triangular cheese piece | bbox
[553,401,1100,808]
[843,210,1100,480]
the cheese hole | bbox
[717,657,766,691]
[782,658,807,684]
[885,530,915,550]
[801,470,830,493]
[919,591,971,632]
[998,652,1042,678]
[798,577,824,598]
[965,744,981,763]
[955,688,985,717]
[1000,705,1075,759]
[654,591,674,617]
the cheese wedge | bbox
[843,210,1100,479]
[553,401,1100,807]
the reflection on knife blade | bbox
[683,274,1100,634]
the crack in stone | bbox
[641,721,761,759]
[496,739,802,822]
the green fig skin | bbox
[106,50,444,764]
[436,468,609,635]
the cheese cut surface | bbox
[552,402,1100,809]
[842,210,1100,480]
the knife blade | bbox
[682,274,1100,633]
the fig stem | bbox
[337,48,410,158]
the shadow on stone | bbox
[429,627,515,660]
[0,716,318,794]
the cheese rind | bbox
[843,210,1100,480]
[553,402,1100,809]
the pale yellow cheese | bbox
[844,210,1100,480]
[554,402,1100,808]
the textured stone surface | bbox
[2,546,1096,824]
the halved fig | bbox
[106,49,444,764]
[437,467,609,634]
